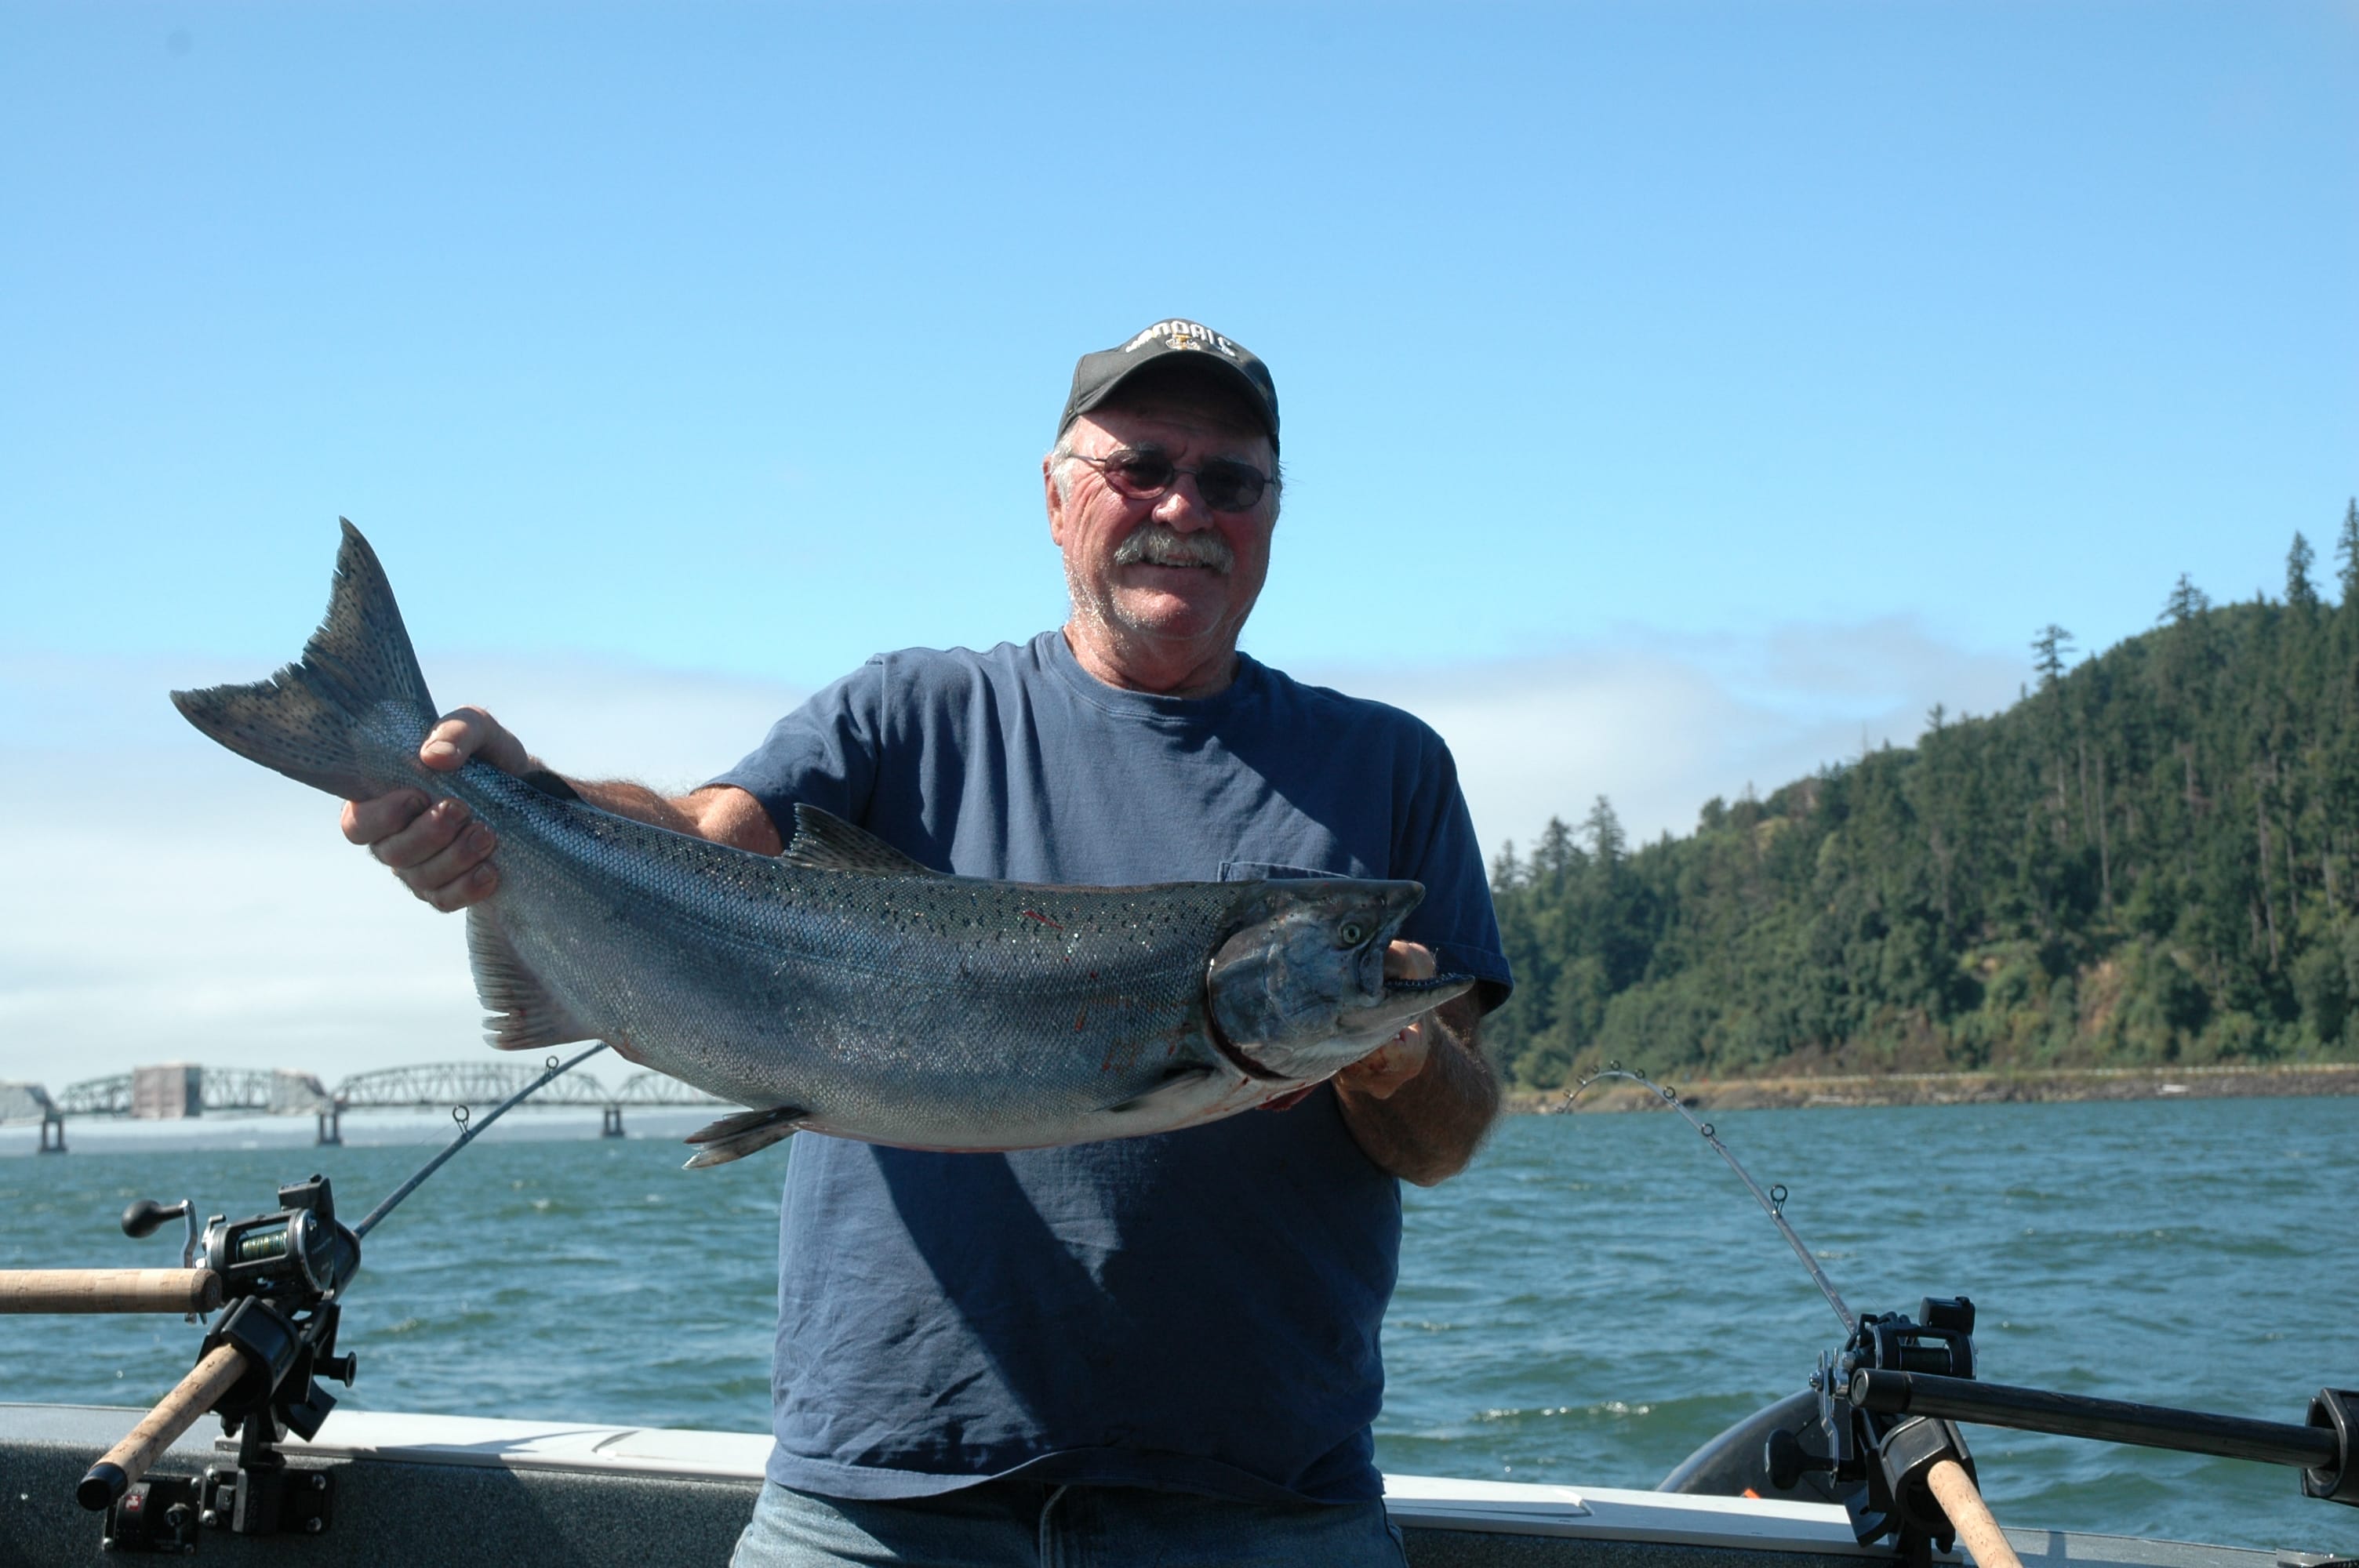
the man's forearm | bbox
[557,777,786,855]
[569,777,702,835]
[1336,998,1499,1186]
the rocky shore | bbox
[1511,1061,2359,1114]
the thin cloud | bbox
[0,626,2024,1092]
[1318,616,2027,853]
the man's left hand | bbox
[1332,941,1439,1102]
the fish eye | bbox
[1338,920,1367,946]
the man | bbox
[343,320,1513,1565]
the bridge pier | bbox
[601,1104,624,1138]
[38,1112,65,1154]
[316,1102,343,1146]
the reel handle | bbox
[121,1198,191,1240]
[0,1269,222,1316]
[76,1341,249,1511]
[1926,1457,2022,1568]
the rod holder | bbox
[77,1342,249,1511]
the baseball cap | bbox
[1058,319,1279,452]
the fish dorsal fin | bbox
[784,804,943,877]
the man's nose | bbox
[1150,474,1216,530]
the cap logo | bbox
[1122,319,1240,360]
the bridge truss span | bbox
[0,1082,59,1127]
[333,1062,616,1110]
[14,1059,732,1150]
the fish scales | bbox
[172,524,1474,1163]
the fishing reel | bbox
[94,1174,363,1546]
[130,1174,363,1311]
[1766,1296,1982,1565]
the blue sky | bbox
[2,2,2354,1083]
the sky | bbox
[2,2,2354,1091]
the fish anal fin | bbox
[783,805,943,877]
[682,1105,807,1168]
[465,909,595,1051]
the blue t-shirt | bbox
[713,629,1511,1504]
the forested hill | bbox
[1485,506,2359,1090]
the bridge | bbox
[0,1062,730,1152]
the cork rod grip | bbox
[0,1269,223,1316]
[1926,1457,2023,1568]
[75,1342,249,1511]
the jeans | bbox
[729,1477,1411,1568]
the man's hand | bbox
[339,707,529,913]
[1332,941,1440,1101]
[1332,939,1499,1185]
[339,706,786,914]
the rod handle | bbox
[1927,1457,2023,1568]
[0,1269,223,1316]
[76,1342,248,1512]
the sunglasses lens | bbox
[1198,463,1265,511]
[1107,454,1176,495]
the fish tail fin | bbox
[171,520,440,800]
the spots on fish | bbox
[1073,1010,1088,1033]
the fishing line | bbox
[352,1041,610,1240]
[1569,1062,1856,1336]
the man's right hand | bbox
[339,707,531,913]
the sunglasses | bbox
[1069,447,1273,513]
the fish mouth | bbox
[1334,972,1478,1042]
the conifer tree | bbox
[2031,624,2074,689]
[2339,499,2359,606]
[2286,532,2320,610]
[2161,574,2210,625]
[1582,796,1627,864]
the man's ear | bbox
[1044,455,1068,547]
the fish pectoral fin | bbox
[682,1106,807,1169]
[465,909,596,1051]
[1103,1064,1219,1116]
[783,804,946,877]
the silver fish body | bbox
[173,524,1470,1163]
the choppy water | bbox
[4,1096,2354,1555]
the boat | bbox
[1,1396,2341,1565]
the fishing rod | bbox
[0,1043,607,1549]
[1570,1062,2357,1567]
[354,1042,609,1239]
[1572,1065,1857,1338]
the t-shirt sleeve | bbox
[707,657,888,843]
[1391,726,1514,1014]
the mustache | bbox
[1112,526,1234,572]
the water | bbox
[3,1097,2354,1554]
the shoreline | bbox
[1510,1060,2359,1113]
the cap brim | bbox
[1063,355,1277,443]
